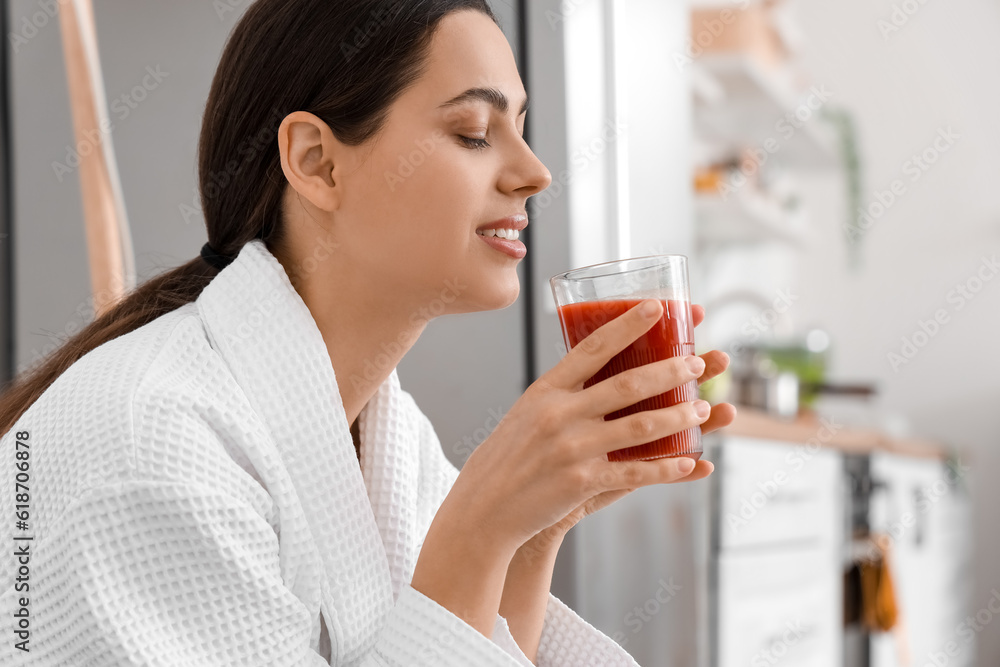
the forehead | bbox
[404,10,527,117]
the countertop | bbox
[716,405,949,460]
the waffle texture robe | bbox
[0,239,641,666]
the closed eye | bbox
[459,136,490,151]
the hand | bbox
[518,304,736,555]
[441,299,733,556]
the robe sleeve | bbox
[412,406,642,667]
[0,475,541,667]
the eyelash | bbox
[458,136,491,151]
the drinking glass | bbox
[550,255,701,462]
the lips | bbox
[476,214,528,233]
[477,233,526,259]
[475,214,528,260]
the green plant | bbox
[821,107,864,269]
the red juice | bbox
[556,299,701,462]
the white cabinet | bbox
[716,436,842,550]
[867,453,974,667]
[569,428,970,667]
[716,544,841,667]
[710,436,843,667]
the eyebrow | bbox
[438,87,530,116]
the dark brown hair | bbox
[0,0,499,436]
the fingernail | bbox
[678,458,695,473]
[694,400,711,419]
[641,299,661,317]
[685,355,706,375]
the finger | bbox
[692,304,705,328]
[671,459,714,483]
[700,402,737,435]
[580,400,710,459]
[579,355,704,418]
[696,349,730,386]
[618,459,714,486]
[587,488,634,508]
[590,454,713,494]
[544,299,664,389]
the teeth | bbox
[478,228,520,240]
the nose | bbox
[501,136,553,197]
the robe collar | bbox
[195,239,424,663]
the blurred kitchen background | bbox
[1,0,997,665]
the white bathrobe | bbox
[0,239,640,666]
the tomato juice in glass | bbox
[550,256,701,462]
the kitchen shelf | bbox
[691,54,838,169]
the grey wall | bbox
[1,1,13,385]
[11,0,232,375]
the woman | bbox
[0,1,735,665]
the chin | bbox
[490,270,521,309]
[495,285,520,310]
[461,275,521,313]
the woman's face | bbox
[281,9,552,318]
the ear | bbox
[277,111,345,212]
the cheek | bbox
[353,137,492,284]
[374,144,480,237]
[397,145,478,200]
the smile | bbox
[477,228,521,240]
